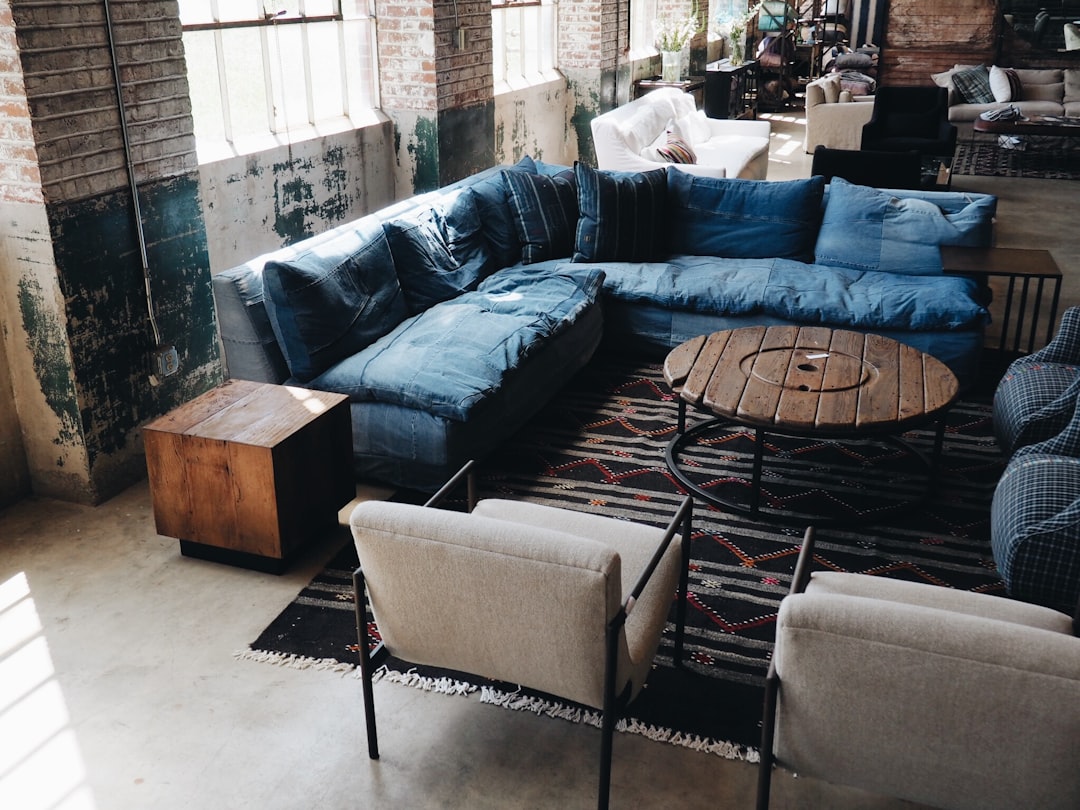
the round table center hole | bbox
[740,347,875,392]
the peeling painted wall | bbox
[0,199,92,502]
[494,78,574,166]
[198,123,397,272]
[0,305,28,507]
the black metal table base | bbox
[665,412,948,527]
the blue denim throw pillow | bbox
[573,163,668,262]
[666,170,825,261]
[263,218,408,382]
[384,189,495,314]
[814,178,997,276]
[504,168,578,264]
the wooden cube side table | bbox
[143,379,354,573]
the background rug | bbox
[242,354,1007,759]
[954,140,1080,180]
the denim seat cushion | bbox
[814,177,997,276]
[546,254,986,331]
[666,171,825,262]
[263,217,408,383]
[384,188,496,314]
[310,267,604,421]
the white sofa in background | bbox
[590,87,771,180]
[803,73,874,153]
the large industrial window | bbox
[629,0,660,55]
[179,0,378,161]
[491,0,559,90]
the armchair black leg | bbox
[354,567,380,760]
[674,496,693,665]
[756,662,780,810]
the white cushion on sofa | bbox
[617,100,676,155]
[673,112,713,145]
[1014,68,1063,86]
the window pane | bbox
[221,28,270,138]
[304,0,338,16]
[218,0,263,23]
[181,31,226,141]
[307,22,345,120]
[268,24,311,128]
[178,0,213,25]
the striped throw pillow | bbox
[655,135,697,164]
[572,163,667,262]
[504,169,578,264]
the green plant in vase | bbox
[714,1,761,66]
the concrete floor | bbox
[2,114,1077,810]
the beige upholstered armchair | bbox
[803,73,874,153]
[756,528,1080,810]
[350,461,693,810]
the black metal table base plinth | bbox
[665,417,948,528]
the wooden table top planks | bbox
[663,326,959,436]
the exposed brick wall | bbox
[434,0,492,110]
[10,0,197,202]
[376,0,437,111]
[880,0,1000,86]
[0,1,43,204]
[560,0,620,73]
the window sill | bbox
[193,110,388,165]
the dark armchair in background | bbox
[860,85,957,157]
[811,145,922,190]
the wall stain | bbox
[15,275,81,447]
[271,149,355,242]
[408,116,440,193]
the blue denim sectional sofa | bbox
[212,157,996,491]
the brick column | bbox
[560,0,622,165]
[377,0,494,195]
[0,0,220,503]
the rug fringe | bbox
[233,648,354,674]
[372,665,477,696]
[478,685,758,763]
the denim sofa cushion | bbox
[309,267,604,422]
[384,188,495,314]
[666,171,825,261]
[470,155,537,267]
[573,164,668,262]
[505,168,579,264]
[263,217,407,382]
[550,254,986,331]
[814,177,997,276]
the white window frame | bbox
[629,0,661,57]
[179,0,379,162]
[491,0,560,93]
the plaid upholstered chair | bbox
[757,528,1080,810]
[993,306,1080,456]
[349,461,693,810]
[992,392,1080,615]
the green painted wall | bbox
[46,172,221,500]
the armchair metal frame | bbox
[353,460,694,810]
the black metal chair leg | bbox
[674,497,693,665]
[354,567,380,760]
[756,663,780,810]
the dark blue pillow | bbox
[573,163,668,262]
[263,218,407,382]
[383,189,495,314]
[666,170,825,261]
[470,156,537,267]
[504,168,578,264]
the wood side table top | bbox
[663,326,959,435]
[939,245,1062,279]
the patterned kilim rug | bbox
[954,140,1080,180]
[239,354,1007,760]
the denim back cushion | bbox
[470,155,537,267]
[814,178,997,276]
[384,189,496,314]
[263,218,408,382]
[573,163,668,262]
[504,168,579,264]
[666,170,825,261]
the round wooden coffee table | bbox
[663,325,959,524]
